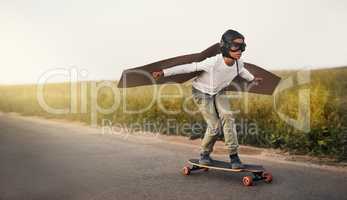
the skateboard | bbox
[182,159,273,186]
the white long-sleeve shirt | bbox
[163,54,254,95]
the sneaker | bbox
[199,152,212,165]
[229,153,244,169]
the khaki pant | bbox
[192,87,239,155]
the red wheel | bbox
[262,171,273,183]
[242,176,253,186]
[202,167,209,172]
[182,166,191,176]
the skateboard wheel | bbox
[183,166,191,176]
[262,171,273,183]
[202,167,209,172]
[242,176,253,186]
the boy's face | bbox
[228,38,244,60]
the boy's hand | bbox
[152,70,164,80]
[252,77,263,86]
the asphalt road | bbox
[0,113,346,200]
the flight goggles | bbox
[229,42,246,52]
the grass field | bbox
[0,67,346,159]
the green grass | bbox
[0,67,346,159]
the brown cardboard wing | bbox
[117,43,281,95]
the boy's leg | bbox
[215,92,244,169]
[214,93,239,155]
[192,88,221,155]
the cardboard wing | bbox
[117,43,281,95]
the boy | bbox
[152,30,262,169]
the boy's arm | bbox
[239,62,263,85]
[162,63,198,77]
[239,66,255,82]
[162,56,216,77]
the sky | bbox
[1,0,347,84]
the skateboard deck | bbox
[188,159,264,172]
[183,159,273,186]
[117,43,281,95]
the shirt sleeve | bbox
[238,61,255,82]
[163,56,216,77]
